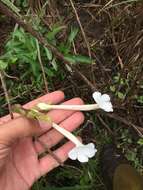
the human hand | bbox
[0,91,84,190]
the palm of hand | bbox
[0,138,39,190]
[0,91,84,190]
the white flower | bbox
[37,91,113,113]
[52,123,97,163]
[68,143,97,163]
[92,91,113,112]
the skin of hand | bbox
[0,91,84,190]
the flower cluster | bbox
[37,91,113,163]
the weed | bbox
[110,73,130,100]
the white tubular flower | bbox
[52,123,97,163]
[68,143,97,163]
[37,102,99,111]
[37,91,113,113]
[92,91,113,112]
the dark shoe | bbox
[100,144,143,190]
[100,144,128,190]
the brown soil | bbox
[0,16,14,54]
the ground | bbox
[0,1,143,190]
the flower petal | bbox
[101,102,113,112]
[87,149,97,158]
[75,143,97,159]
[84,143,97,158]
[101,94,110,102]
[68,148,78,160]
[77,154,89,163]
[86,143,95,149]
[92,92,101,103]
[92,91,113,112]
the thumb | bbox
[0,116,41,144]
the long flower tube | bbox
[52,123,97,163]
[37,103,100,111]
[37,91,113,112]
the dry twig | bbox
[97,114,114,136]
[96,0,114,15]
[0,70,14,119]
[69,0,91,58]
[107,113,143,137]
[36,39,49,93]
[69,0,96,86]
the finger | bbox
[0,98,83,144]
[0,91,65,125]
[34,112,84,154]
[24,91,65,109]
[38,97,84,133]
[39,140,75,176]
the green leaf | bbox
[110,85,116,92]
[114,74,120,82]
[44,68,55,77]
[64,54,93,64]
[12,28,26,43]
[117,92,125,99]
[29,60,40,76]
[68,27,79,43]
[137,96,143,104]
[62,28,79,54]
[0,60,8,70]
[137,138,143,145]
[74,55,93,64]
[10,57,18,64]
[58,42,69,54]
[47,25,65,40]
[51,58,58,71]
[64,55,76,63]
[44,47,52,60]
